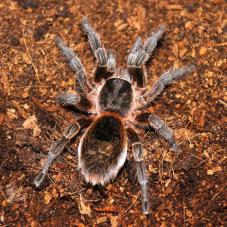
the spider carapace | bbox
[34,17,195,214]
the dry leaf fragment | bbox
[203,150,210,159]
[44,191,52,205]
[174,128,195,141]
[0,113,5,126]
[78,195,91,216]
[77,224,85,227]
[12,101,28,119]
[23,115,41,136]
[165,4,182,10]
[0,71,10,95]
[199,46,207,56]
[110,215,118,227]
[22,89,29,98]
[96,216,107,224]
[207,166,222,175]
[207,169,214,175]
[213,166,222,172]
[52,188,59,199]
[186,209,193,218]
[6,108,18,120]
[22,52,32,65]
[94,205,119,213]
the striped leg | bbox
[57,93,80,107]
[135,112,181,153]
[127,128,149,214]
[144,65,195,105]
[127,26,165,87]
[34,119,92,187]
[57,93,92,113]
[55,37,91,95]
[81,17,116,82]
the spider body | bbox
[34,17,195,214]
[80,75,136,185]
[78,114,127,186]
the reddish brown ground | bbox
[0,0,226,226]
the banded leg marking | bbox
[55,37,91,95]
[145,65,195,104]
[127,26,165,87]
[34,123,80,187]
[127,128,149,214]
[81,17,116,82]
[148,113,181,153]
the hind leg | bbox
[135,112,181,153]
[34,119,92,187]
[127,128,149,214]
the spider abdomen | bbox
[78,114,127,185]
[98,78,133,117]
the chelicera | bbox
[34,17,195,214]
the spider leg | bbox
[57,93,92,113]
[106,50,116,73]
[81,17,116,82]
[127,26,165,87]
[34,119,92,187]
[127,128,149,214]
[142,65,195,108]
[135,113,181,153]
[55,37,91,95]
[57,93,80,107]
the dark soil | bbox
[0,0,226,226]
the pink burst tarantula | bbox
[34,17,195,214]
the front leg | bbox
[34,119,92,187]
[127,26,165,87]
[81,17,116,82]
[55,37,92,95]
[135,112,181,153]
[57,93,93,114]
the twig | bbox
[120,192,140,216]
[23,29,40,82]
[218,99,226,107]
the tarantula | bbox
[34,17,195,214]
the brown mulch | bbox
[0,0,226,226]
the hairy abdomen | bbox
[78,114,127,185]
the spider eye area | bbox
[98,78,133,117]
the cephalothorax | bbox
[34,17,195,214]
